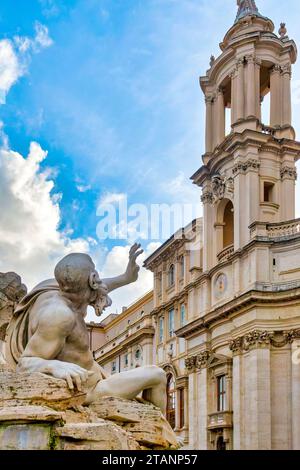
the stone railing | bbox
[207,411,233,430]
[217,244,234,263]
[267,219,300,239]
[250,219,300,240]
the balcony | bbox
[250,219,300,241]
[208,411,233,430]
[217,244,234,263]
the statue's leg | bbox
[85,365,167,413]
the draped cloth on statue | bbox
[5,279,109,381]
[4,279,60,368]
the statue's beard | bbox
[90,288,112,317]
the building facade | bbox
[92,1,300,450]
[89,291,155,377]
[178,0,300,450]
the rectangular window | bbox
[112,361,116,374]
[124,354,128,368]
[179,388,185,428]
[180,304,186,326]
[264,182,274,203]
[169,309,175,337]
[217,375,227,412]
[159,317,164,343]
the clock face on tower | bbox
[214,273,228,298]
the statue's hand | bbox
[47,360,94,392]
[125,243,144,283]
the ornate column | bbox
[231,343,244,450]
[282,64,292,127]
[161,263,167,304]
[205,96,213,153]
[201,189,214,270]
[216,88,225,145]
[270,64,282,127]
[280,165,297,221]
[230,331,273,450]
[255,59,262,121]
[246,55,257,118]
[230,67,238,125]
[236,58,245,121]
[291,339,300,449]
[185,357,198,449]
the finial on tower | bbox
[278,22,288,39]
[235,0,261,23]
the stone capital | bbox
[270,64,282,74]
[281,166,297,180]
[232,159,260,176]
[281,63,292,76]
[230,329,300,355]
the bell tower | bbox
[192,0,300,271]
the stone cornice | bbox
[191,130,300,187]
[176,286,300,339]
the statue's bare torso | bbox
[27,291,105,389]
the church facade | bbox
[94,1,300,450]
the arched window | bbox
[166,374,176,429]
[223,200,234,249]
[168,264,175,287]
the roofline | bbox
[98,290,154,331]
[144,218,202,267]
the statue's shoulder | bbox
[31,289,75,333]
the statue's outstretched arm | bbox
[102,243,144,293]
[17,307,92,390]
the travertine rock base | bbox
[90,397,179,449]
[0,371,179,450]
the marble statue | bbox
[5,244,167,413]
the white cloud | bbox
[34,22,54,50]
[76,184,92,193]
[0,40,23,104]
[0,23,53,105]
[99,192,127,206]
[0,140,90,289]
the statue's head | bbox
[54,253,111,316]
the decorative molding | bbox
[271,64,282,74]
[281,166,297,180]
[211,175,226,201]
[281,63,292,76]
[245,54,256,65]
[229,329,300,354]
[185,351,232,372]
[195,350,211,369]
[185,355,197,371]
[205,96,214,105]
[201,191,214,205]
[232,159,260,175]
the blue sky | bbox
[0,0,300,318]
